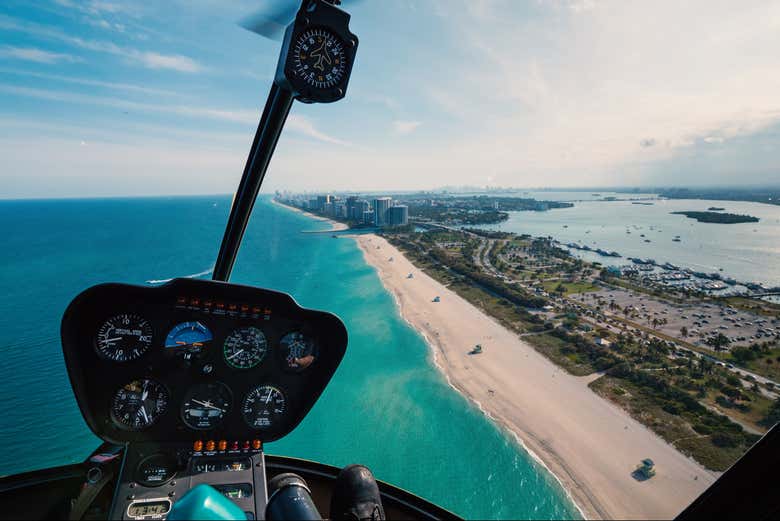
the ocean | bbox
[0,195,579,519]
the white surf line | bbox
[146,267,214,285]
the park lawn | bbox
[542,280,601,295]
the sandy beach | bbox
[272,199,349,231]
[355,233,716,520]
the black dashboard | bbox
[61,278,347,445]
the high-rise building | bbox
[373,197,392,226]
[387,205,409,226]
[362,210,375,224]
[350,200,369,220]
[315,195,331,211]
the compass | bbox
[275,0,358,103]
[292,27,348,90]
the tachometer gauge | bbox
[279,332,317,372]
[164,321,212,360]
[111,379,168,431]
[242,385,286,430]
[95,314,152,362]
[223,327,268,369]
[181,382,232,430]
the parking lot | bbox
[585,287,780,349]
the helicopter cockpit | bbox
[0,0,778,520]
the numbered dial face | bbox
[95,314,152,362]
[242,385,287,430]
[279,332,317,372]
[292,27,347,89]
[223,327,268,369]
[181,382,232,430]
[111,379,168,431]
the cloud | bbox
[0,14,203,73]
[392,120,422,135]
[134,51,201,72]
[286,114,351,146]
[0,84,349,146]
[0,67,177,96]
[0,45,82,64]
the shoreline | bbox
[354,234,715,520]
[271,199,349,231]
[273,200,716,519]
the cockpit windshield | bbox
[1,2,779,520]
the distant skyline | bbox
[1,1,779,198]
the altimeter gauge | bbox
[111,379,168,431]
[95,313,152,362]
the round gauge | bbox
[223,327,268,369]
[181,382,232,430]
[95,314,152,362]
[292,27,347,89]
[111,379,168,431]
[242,385,287,430]
[164,321,212,360]
[279,332,318,372]
[135,453,177,487]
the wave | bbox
[146,267,213,285]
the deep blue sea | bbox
[0,196,579,519]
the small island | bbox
[671,211,759,224]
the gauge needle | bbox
[139,405,149,423]
[103,337,123,343]
[192,399,225,413]
[227,349,244,360]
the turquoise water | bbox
[0,196,579,519]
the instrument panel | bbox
[61,278,347,444]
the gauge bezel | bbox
[180,381,233,431]
[164,320,213,360]
[223,326,269,370]
[134,453,177,487]
[110,378,169,432]
[94,313,153,363]
[241,384,287,430]
[279,331,319,373]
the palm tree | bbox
[680,326,689,337]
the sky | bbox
[1,0,779,198]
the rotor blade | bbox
[239,0,363,41]
[239,0,300,41]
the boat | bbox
[673,237,681,242]
[0,1,776,520]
